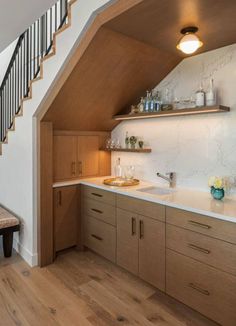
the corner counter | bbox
[53,177,236,223]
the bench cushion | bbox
[0,207,19,229]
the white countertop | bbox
[53,177,236,223]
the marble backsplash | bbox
[111,44,236,193]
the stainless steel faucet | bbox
[156,172,176,188]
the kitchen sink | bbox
[137,186,176,196]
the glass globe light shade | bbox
[177,33,203,54]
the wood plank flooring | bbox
[0,246,218,325]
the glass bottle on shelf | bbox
[195,83,205,107]
[149,91,155,112]
[125,131,129,149]
[206,78,216,106]
[115,157,122,178]
[154,91,161,112]
[138,97,145,113]
[144,91,151,112]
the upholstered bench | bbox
[0,206,20,257]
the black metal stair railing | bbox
[0,0,70,142]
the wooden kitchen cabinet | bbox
[53,133,108,182]
[83,215,116,263]
[54,135,77,181]
[139,215,165,291]
[117,208,139,275]
[81,186,116,263]
[77,136,99,177]
[166,249,236,326]
[117,208,165,290]
[54,186,78,252]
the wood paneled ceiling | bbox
[44,0,236,131]
[105,0,236,57]
[44,27,180,131]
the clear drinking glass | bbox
[105,138,111,149]
[124,165,135,180]
[110,139,116,149]
[115,139,121,149]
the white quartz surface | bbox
[53,177,236,223]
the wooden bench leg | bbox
[3,231,14,258]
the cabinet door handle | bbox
[131,217,136,236]
[188,220,211,230]
[188,283,210,296]
[188,243,211,255]
[139,220,144,239]
[71,162,76,175]
[91,208,103,214]
[91,192,103,198]
[91,234,103,241]
[57,190,62,206]
[78,161,82,176]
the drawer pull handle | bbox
[188,220,211,230]
[78,161,82,176]
[91,208,103,214]
[131,217,136,236]
[57,190,62,206]
[188,283,210,296]
[71,162,76,175]
[188,243,211,255]
[91,234,103,241]
[91,193,103,198]
[139,220,144,239]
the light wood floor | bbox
[0,246,218,326]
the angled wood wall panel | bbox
[44,27,180,130]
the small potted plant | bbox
[208,176,225,200]
[129,136,137,149]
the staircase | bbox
[0,0,76,154]
[0,0,131,266]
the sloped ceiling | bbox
[44,27,180,131]
[44,0,236,131]
[105,0,236,57]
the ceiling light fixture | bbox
[177,26,203,54]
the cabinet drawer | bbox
[166,249,236,326]
[167,224,236,276]
[117,194,165,222]
[82,198,116,226]
[166,207,236,244]
[83,215,116,263]
[82,185,116,206]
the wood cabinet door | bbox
[116,208,139,275]
[138,215,166,291]
[54,186,78,252]
[77,136,99,178]
[53,135,77,181]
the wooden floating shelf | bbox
[100,148,152,153]
[113,105,230,121]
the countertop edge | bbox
[53,178,236,224]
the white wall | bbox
[112,44,236,193]
[0,39,18,84]
[0,0,115,266]
[0,0,58,52]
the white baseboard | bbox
[13,239,38,267]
